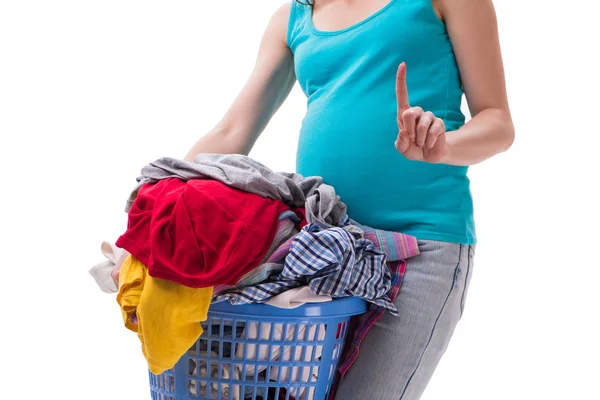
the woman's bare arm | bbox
[184,4,295,161]
[395,0,513,165]
[438,0,515,165]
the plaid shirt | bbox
[213,223,401,313]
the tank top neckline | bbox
[307,0,399,36]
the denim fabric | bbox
[334,240,476,399]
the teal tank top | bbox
[287,0,476,244]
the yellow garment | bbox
[116,255,213,374]
[116,254,145,332]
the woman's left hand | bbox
[394,62,448,163]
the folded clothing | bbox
[116,178,296,288]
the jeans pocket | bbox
[459,245,475,318]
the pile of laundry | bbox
[90,154,419,398]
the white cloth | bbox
[265,286,332,309]
[89,241,128,293]
[89,260,118,293]
[189,350,240,400]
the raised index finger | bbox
[396,62,410,114]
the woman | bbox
[185,0,514,398]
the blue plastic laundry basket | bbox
[148,297,367,400]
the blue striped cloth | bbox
[213,223,398,315]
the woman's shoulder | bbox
[260,2,293,47]
[273,1,292,22]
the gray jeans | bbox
[334,240,476,400]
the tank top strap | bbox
[286,1,312,50]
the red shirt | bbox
[116,178,299,287]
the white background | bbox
[1,0,599,399]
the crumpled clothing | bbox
[89,241,129,293]
[125,154,349,230]
[116,178,293,288]
[212,214,361,298]
[265,286,331,309]
[284,224,395,311]
[214,223,400,314]
[230,211,302,291]
[116,255,213,374]
[305,185,362,237]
